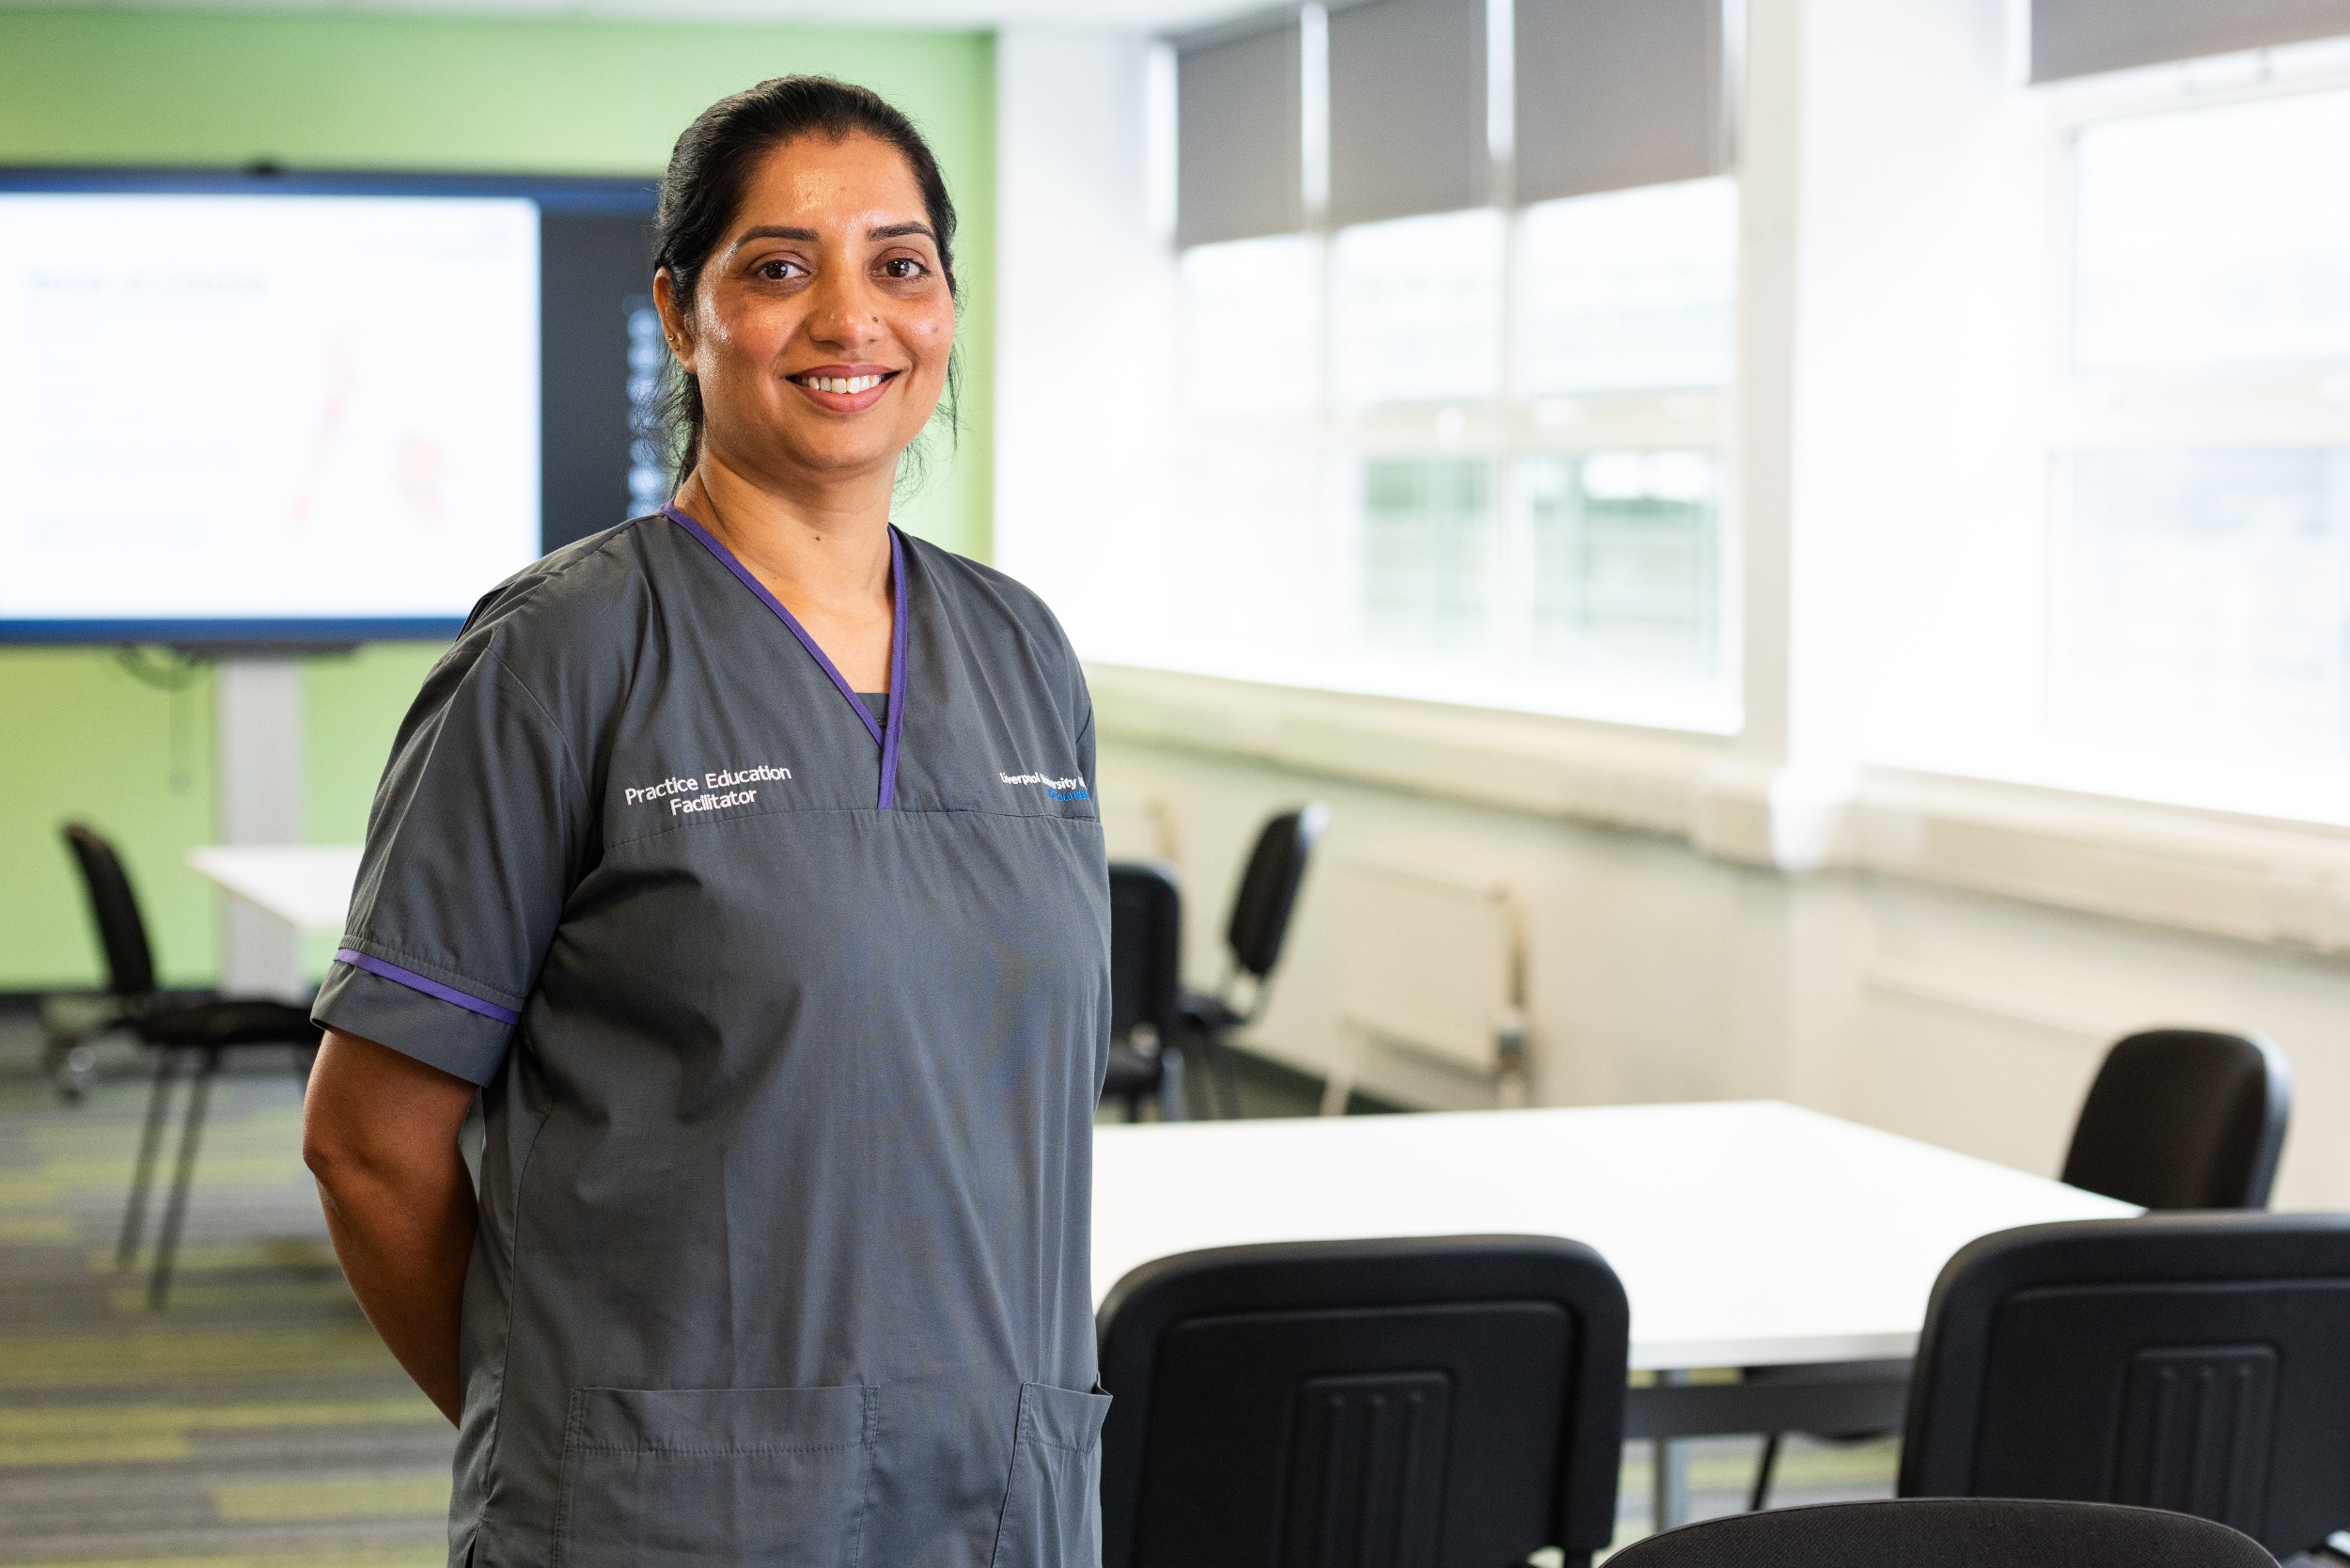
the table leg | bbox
[217,659,307,1002]
[1652,1371,1692,1532]
[1623,1359,1913,1528]
[1320,1024,1363,1117]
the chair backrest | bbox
[1108,861,1182,1045]
[1901,1212,2350,1554]
[1223,801,1328,981]
[1608,1497,2275,1568]
[2062,1028,2291,1209]
[1096,1234,1628,1568]
[61,822,157,999]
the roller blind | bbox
[2032,0,2350,83]
[1327,0,1490,227]
[1514,0,1727,205]
[1177,17,1304,248]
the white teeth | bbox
[804,373,885,394]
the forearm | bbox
[313,1144,478,1423]
[304,1028,482,1425]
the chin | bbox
[786,435,916,478]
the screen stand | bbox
[216,658,306,1001]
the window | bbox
[1180,234,1320,419]
[2048,84,2350,773]
[2071,87,2350,372]
[2054,448,2350,760]
[1360,457,1491,650]
[1518,179,1737,397]
[1525,449,1722,679]
[1167,176,1739,724]
[1332,210,1504,406]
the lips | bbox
[789,365,901,413]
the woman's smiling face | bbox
[658,130,955,489]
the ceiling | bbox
[0,0,1275,30]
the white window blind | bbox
[1177,16,1304,247]
[1513,0,1729,204]
[2032,0,2350,84]
[1326,0,1490,227]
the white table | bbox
[187,844,362,999]
[1093,1101,2132,1520]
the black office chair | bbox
[1611,1497,2277,1567]
[2062,1029,2291,1210]
[1898,1213,2350,1555]
[1101,862,1186,1122]
[1096,1234,1629,1568]
[1175,801,1328,1118]
[62,823,321,1309]
[1749,1026,2296,1512]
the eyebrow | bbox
[731,222,936,246]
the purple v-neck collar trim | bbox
[664,503,909,810]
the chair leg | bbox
[1157,1046,1189,1122]
[1749,1433,1782,1512]
[1200,1032,1243,1119]
[149,1049,218,1309]
[1653,1435,1690,1532]
[117,1049,180,1270]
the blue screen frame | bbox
[0,165,658,648]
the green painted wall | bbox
[0,6,995,990]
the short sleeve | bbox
[311,640,588,1087]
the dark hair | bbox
[650,75,960,484]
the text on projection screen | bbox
[0,195,540,621]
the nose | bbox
[804,261,885,352]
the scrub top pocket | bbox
[987,1383,1113,1568]
[554,1384,875,1568]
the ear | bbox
[652,268,697,375]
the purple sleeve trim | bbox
[334,949,522,1027]
[664,503,908,812]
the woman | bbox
[301,77,1109,1568]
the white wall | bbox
[993,25,1178,657]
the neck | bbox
[673,448,895,612]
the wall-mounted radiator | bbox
[1325,855,1531,1114]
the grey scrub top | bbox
[310,508,1111,1568]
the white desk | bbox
[1094,1100,2130,1369]
[187,844,362,999]
[1094,1095,2130,1509]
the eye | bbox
[879,257,928,280]
[754,258,807,282]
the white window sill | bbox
[1088,661,2350,958]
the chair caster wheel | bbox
[53,1041,96,1103]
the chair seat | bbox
[1179,990,1244,1034]
[139,997,321,1049]
[1104,1042,1160,1098]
